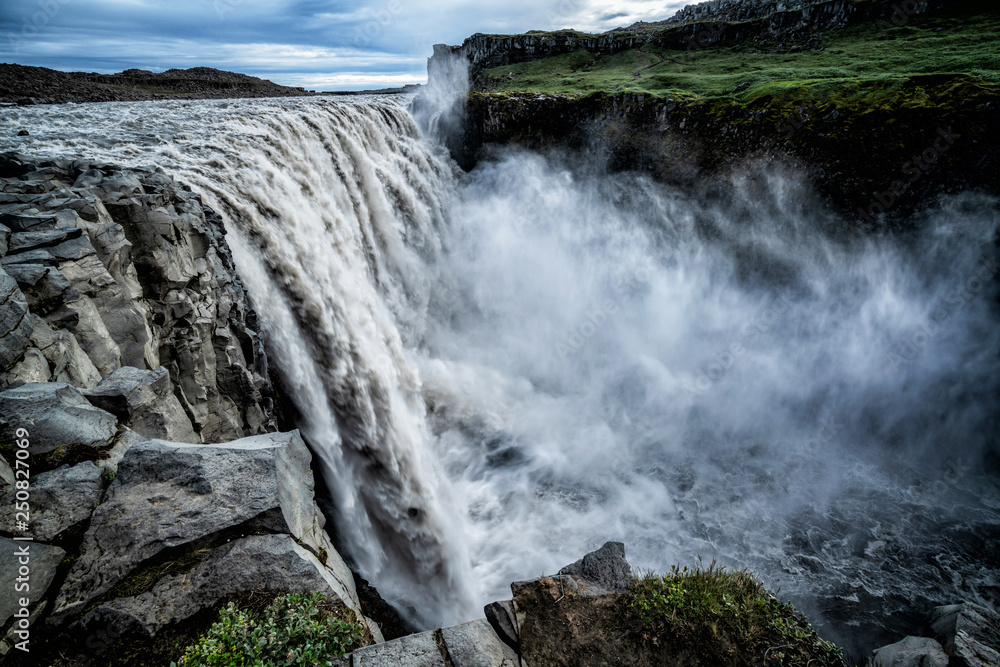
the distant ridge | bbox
[0,64,310,105]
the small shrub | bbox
[174,592,366,667]
[631,560,844,666]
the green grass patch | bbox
[173,592,367,667]
[631,561,844,666]
[477,5,1000,103]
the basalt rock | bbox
[0,152,278,441]
[0,461,103,543]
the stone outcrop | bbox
[51,432,355,623]
[341,618,519,667]
[0,152,278,442]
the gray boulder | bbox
[52,431,360,622]
[930,602,1000,667]
[0,537,65,628]
[441,619,520,667]
[85,534,366,639]
[557,540,633,595]
[352,629,445,667]
[872,636,949,667]
[0,462,103,542]
[0,222,9,256]
[0,383,118,457]
[82,366,197,442]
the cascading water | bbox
[3,95,998,655]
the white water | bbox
[3,97,999,653]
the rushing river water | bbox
[2,96,998,656]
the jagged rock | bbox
[0,601,46,657]
[484,599,519,652]
[5,346,49,384]
[51,431,358,623]
[351,629,444,666]
[0,223,9,255]
[0,267,32,372]
[82,534,366,640]
[557,541,632,595]
[872,636,949,667]
[0,154,277,438]
[28,315,102,388]
[0,537,65,628]
[0,456,13,490]
[930,602,1000,667]
[440,619,520,667]
[0,462,103,543]
[0,383,118,457]
[82,366,197,442]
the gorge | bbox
[1,1,1000,665]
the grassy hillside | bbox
[476,3,1000,106]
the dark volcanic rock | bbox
[0,64,309,105]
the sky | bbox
[0,0,691,91]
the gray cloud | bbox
[0,0,690,90]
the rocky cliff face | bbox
[0,152,277,444]
[430,0,946,84]
[456,74,1000,223]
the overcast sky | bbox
[0,0,691,90]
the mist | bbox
[4,95,998,655]
[417,149,1000,653]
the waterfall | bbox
[4,96,999,654]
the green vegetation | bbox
[631,561,844,666]
[477,5,1000,108]
[173,593,366,667]
[107,548,213,600]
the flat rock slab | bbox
[8,227,82,254]
[0,537,65,628]
[51,431,351,622]
[0,462,103,543]
[873,636,949,667]
[931,602,1000,667]
[0,383,118,456]
[352,629,445,667]
[87,534,361,638]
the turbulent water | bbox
[3,96,999,655]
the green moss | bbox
[174,592,367,667]
[631,561,843,666]
[476,4,1000,104]
[109,547,214,599]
